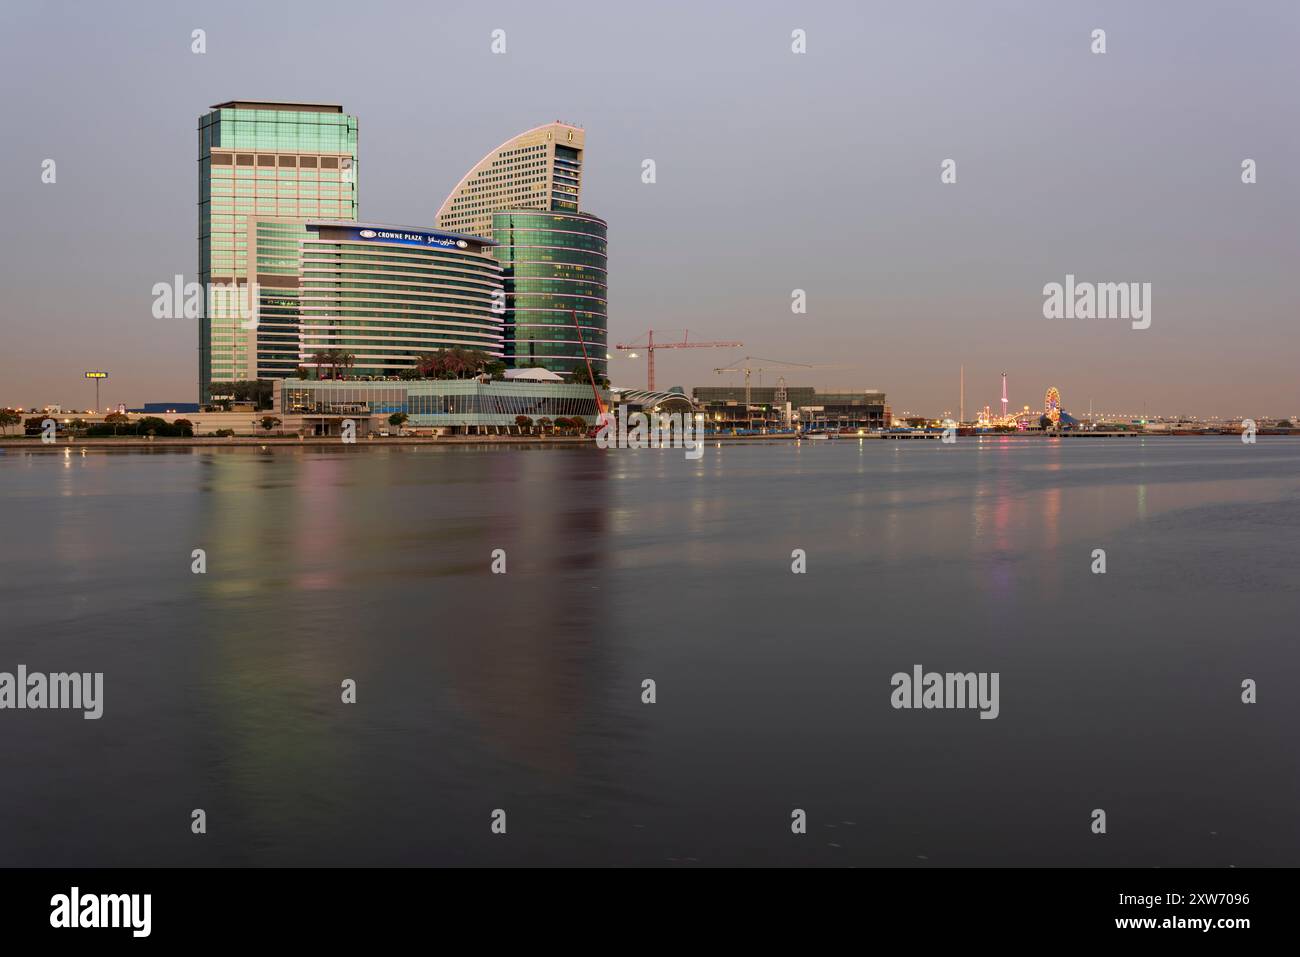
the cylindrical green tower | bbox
[491,210,607,376]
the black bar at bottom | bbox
[0,867,1277,943]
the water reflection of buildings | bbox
[442,449,612,775]
[193,451,369,846]
[192,447,615,844]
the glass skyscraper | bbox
[491,210,607,375]
[247,219,312,379]
[438,123,606,376]
[197,100,358,402]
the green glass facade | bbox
[251,219,312,379]
[198,101,358,402]
[491,210,607,375]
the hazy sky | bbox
[1,0,1296,417]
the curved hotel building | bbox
[491,210,607,374]
[437,123,606,376]
[293,221,504,377]
[436,122,584,238]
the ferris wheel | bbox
[1045,386,1061,424]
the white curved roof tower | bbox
[436,122,584,238]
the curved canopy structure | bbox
[612,389,698,414]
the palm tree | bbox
[311,350,331,380]
[463,349,494,377]
[405,348,498,381]
[325,349,347,380]
[443,348,468,380]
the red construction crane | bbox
[570,310,607,428]
[614,330,743,392]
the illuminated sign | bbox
[85,371,108,379]
[329,225,475,251]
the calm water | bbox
[1,438,1297,866]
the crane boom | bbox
[571,310,606,426]
[711,356,814,409]
[614,329,743,390]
